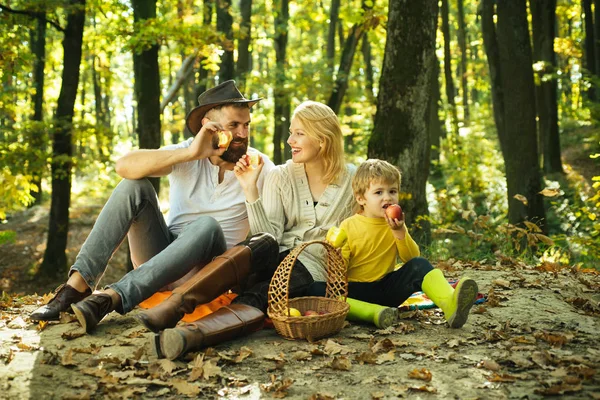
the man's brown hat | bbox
[185,80,262,135]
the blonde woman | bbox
[148,101,357,360]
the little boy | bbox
[311,159,478,328]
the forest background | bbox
[0,0,599,292]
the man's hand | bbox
[188,121,228,160]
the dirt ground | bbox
[1,242,599,399]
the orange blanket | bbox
[138,292,237,322]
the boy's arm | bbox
[396,228,420,262]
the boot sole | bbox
[374,307,398,329]
[71,303,89,333]
[448,279,478,329]
[157,329,187,361]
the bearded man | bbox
[31,81,278,333]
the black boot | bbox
[71,293,114,333]
[31,284,91,321]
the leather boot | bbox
[72,293,115,333]
[137,233,277,333]
[154,303,265,360]
[31,284,91,321]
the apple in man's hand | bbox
[385,204,403,220]
[213,130,233,149]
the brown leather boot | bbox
[137,233,277,333]
[154,304,265,360]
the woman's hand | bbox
[233,154,264,202]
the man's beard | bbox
[220,137,248,163]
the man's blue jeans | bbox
[70,179,227,313]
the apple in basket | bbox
[304,310,319,316]
[385,204,403,220]
[288,307,302,317]
[325,226,347,248]
[318,310,330,315]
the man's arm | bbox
[115,121,226,180]
[115,148,194,179]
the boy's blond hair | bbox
[292,101,346,185]
[352,159,402,200]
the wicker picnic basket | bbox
[267,240,350,341]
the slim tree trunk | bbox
[429,57,443,162]
[457,0,470,124]
[582,0,596,100]
[531,0,563,174]
[273,0,290,165]
[328,0,371,115]
[237,0,252,90]
[441,0,458,134]
[482,0,546,230]
[367,0,438,243]
[29,13,47,206]
[361,34,375,102]
[195,0,214,107]
[132,0,161,193]
[217,0,234,82]
[327,0,341,72]
[40,0,86,277]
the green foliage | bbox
[0,230,17,246]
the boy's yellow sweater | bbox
[340,213,420,282]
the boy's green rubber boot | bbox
[422,269,478,328]
[346,298,398,329]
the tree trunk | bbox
[273,0,290,165]
[441,0,458,134]
[367,0,438,243]
[327,0,371,115]
[132,0,161,194]
[361,34,375,102]
[457,0,469,124]
[237,0,252,90]
[194,0,214,109]
[327,0,341,72]
[429,56,443,162]
[217,0,234,82]
[40,0,86,277]
[29,13,47,206]
[531,0,563,174]
[482,0,546,230]
[582,0,596,100]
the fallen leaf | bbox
[492,279,511,289]
[539,188,560,197]
[370,338,395,353]
[324,340,355,355]
[371,391,385,399]
[513,194,528,205]
[329,355,351,371]
[376,351,395,364]
[292,351,312,361]
[234,346,253,363]
[355,351,378,364]
[61,331,86,341]
[477,359,501,371]
[171,378,200,396]
[408,385,437,393]
[408,368,432,382]
[534,383,582,396]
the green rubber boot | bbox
[422,269,478,328]
[346,298,398,329]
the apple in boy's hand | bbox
[385,204,403,220]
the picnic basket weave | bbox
[267,240,349,341]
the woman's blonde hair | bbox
[292,101,346,184]
[352,159,402,199]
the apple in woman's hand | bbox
[385,204,403,220]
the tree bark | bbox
[40,0,85,277]
[457,0,469,124]
[217,0,234,82]
[132,0,161,194]
[531,0,563,174]
[273,0,290,165]
[582,0,596,100]
[482,0,546,230]
[361,34,375,102]
[29,13,47,206]
[367,0,438,243]
[441,0,458,134]
[429,56,443,162]
[237,0,252,90]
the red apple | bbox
[304,310,319,316]
[318,310,329,315]
[385,204,403,220]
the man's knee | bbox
[114,178,156,197]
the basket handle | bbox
[267,240,348,317]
